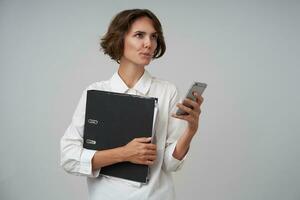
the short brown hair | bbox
[100,9,166,63]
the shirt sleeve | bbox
[163,85,188,172]
[60,87,100,177]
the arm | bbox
[163,87,204,172]
[92,137,157,171]
[172,92,204,160]
[60,88,99,177]
[61,126,156,175]
[91,147,125,171]
[171,128,194,160]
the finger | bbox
[147,155,156,161]
[140,147,156,155]
[183,98,200,111]
[176,103,193,114]
[182,102,200,117]
[173,113,197,126]
[138,157,154,165]
[143,154,156,160]
[177,103,198,118]
[136,159,149,165]
[171,113,189,121]
[134,137,152,143]
[198,96,204,105]
[145,149,156,156]
[193,92,204,105]
[145,160,154,165]
[145,143,156,150]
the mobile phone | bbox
[176,82,207,115]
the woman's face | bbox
[120,16,158,67]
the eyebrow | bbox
[133,31,158,35]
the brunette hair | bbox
[100,9,166,63]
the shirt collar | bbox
[110,70,152,95]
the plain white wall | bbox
[1,0,299,199]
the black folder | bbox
[83,90,158,183]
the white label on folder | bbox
[88,119,98,125]
[86,139,96,145]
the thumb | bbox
[135,137,152,143]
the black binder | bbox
[83,90,158,183]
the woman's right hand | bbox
[122,137,157,165]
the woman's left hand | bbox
[172,92,204,135]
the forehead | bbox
[128,16,157,33]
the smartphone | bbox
[176,82,207,115]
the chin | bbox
[140,59,152,66]
[133,61,150,67]
[143,61,151,65]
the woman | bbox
[60,9,204,200]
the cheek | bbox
[125,40,141,55]
[152,41,158,50]
[123,44,133,57]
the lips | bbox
[140,52,152,58]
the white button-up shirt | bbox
[60,70,187,200]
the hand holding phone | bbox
[176,82,207,116]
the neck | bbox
[118,60,145,88]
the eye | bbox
[151,34,158,40]
[135,33,144,38]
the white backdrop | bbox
[1,0,299,199]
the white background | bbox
[1,0,299,199]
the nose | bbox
[144,36,152,49]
